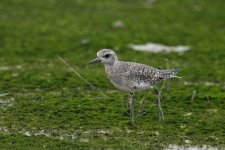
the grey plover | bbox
[89,49,181,126]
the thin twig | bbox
[57,56,107,98]
[137,97,156,117]
[191,90,196,101]
[138,95,149,114]
[138,97,145,113]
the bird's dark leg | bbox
[128,92,134,126]
[153,88,164,121]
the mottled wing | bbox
[122,62,179,86]
[121,62,159,85]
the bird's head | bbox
[89,49,118,65]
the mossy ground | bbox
[0,0,225,149]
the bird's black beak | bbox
[89,57,101,64]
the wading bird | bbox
[89,49,181,126]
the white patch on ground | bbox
[34,129,50,137]
[129,43,190,53]
[0,127,222,149]
[18,130,30,136]
[0,66,11,71]
[184,81,224,87]
[185,140,190,144]
[0,127,10,135]
[60,135,65,140]
[79,138,89,143]
[206,109,218,113]
[0,65,22,71]
[154,131,159,136]
[0,93,9,97]
[0,97,15,111]
[183,112,192,117]
[97,130,110,134]
[0,127,112,143]
[146,0,157,5]
[83,130,91,134]
[165,144,219,150]
[24,131,32,137]
[12,73,18,77]
[126,129,134,133]
[80,39,90,45]
[180,125,187,129]
[141,0,156,8]
[112,20,125,28]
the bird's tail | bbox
[171,68,180,73]
[159,68,182,80]
[169,68,182,78]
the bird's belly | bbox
[134,82,153,90]
[110,78,152,92]
[110,80,132,92]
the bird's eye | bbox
[104,54,110,58]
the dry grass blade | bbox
[138,78,166,117]
[57,56,107,98]
[191,90,196,101]
[138,97,146,114]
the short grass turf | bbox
[0,0,225,149]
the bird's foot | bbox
[130,120,134,127]
[159,112,164,121]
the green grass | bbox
[0,0,225,149]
